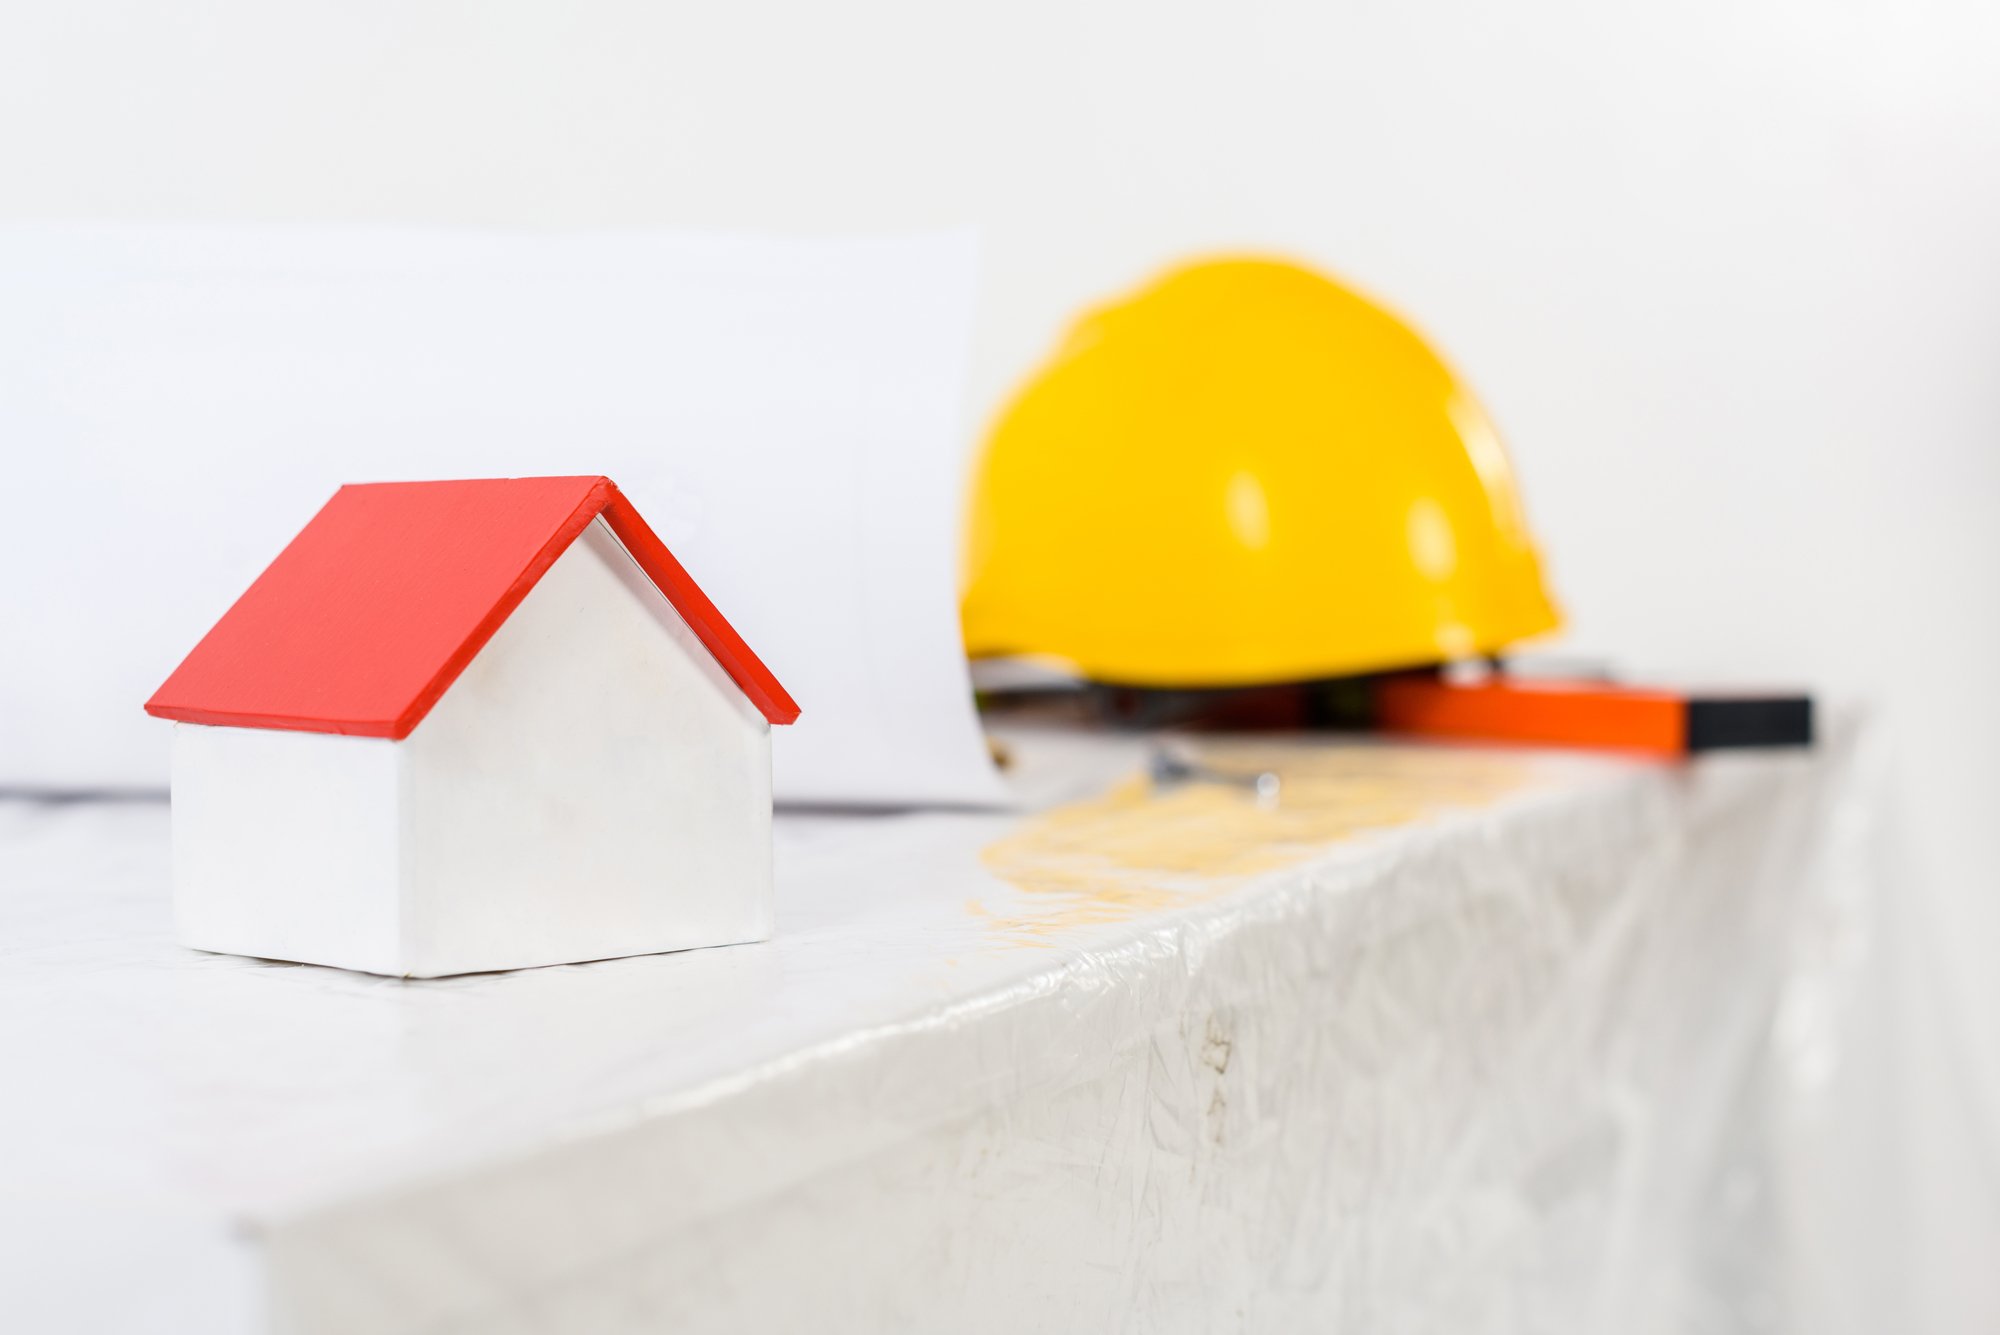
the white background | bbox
[3,1,1996,1327]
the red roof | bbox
[146,476,799,738]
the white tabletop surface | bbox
[0,727,1833,1333]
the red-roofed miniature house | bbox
[145,476,799,978]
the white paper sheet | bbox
[0,223,1007,807]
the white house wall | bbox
[172,721,404,974]
[397,518,774,976]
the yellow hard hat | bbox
[961,257,1560,686]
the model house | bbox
[145,475,799,978]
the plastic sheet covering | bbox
[0,721,1889,1333]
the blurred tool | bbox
[981,668,1811,758]
[1148,746,1283,806]
[1373,671,1812,756]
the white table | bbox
[0,728,1852,1333]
